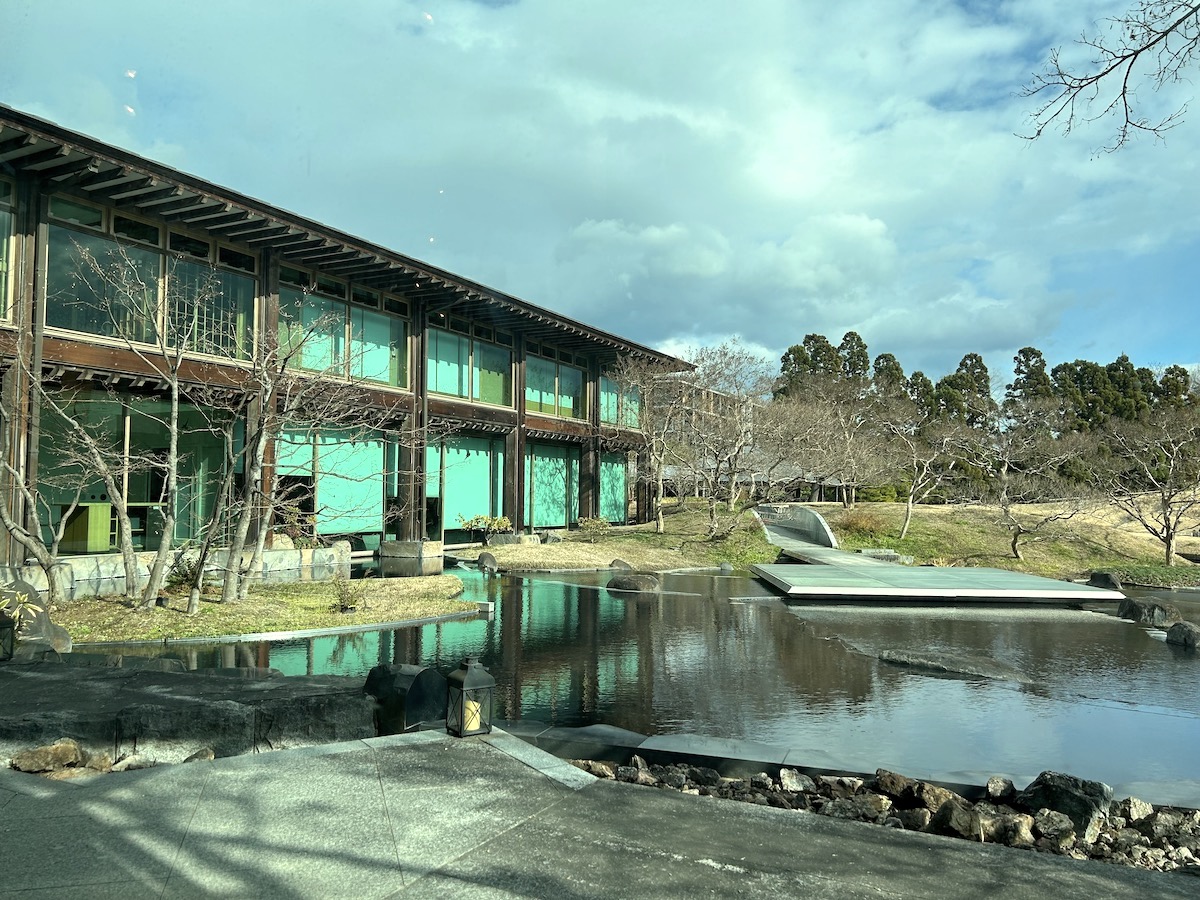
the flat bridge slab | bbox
[752,548,1124,604]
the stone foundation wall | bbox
[2,541,353,602]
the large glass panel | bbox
[168,259,255,358]
[0,207,10,319]
[46,224,159,343]
[525,356,557,415]
[36,393,124,552]
[278,287,344,372]
[316,429,384,535]
[352,307,405,387]
[557,364,585,419]
[471,342,512,406]
[600,375,619,425]
[599,452,628,523]
[621,386,642,428]
[524,443,579,527]
[427,328,469,398]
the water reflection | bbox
[96,571,1200,806]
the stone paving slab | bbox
[1,732,1193,899]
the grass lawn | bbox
[818,501,1200,587]
[455,500,778,572]
[54,574,471,645]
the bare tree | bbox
[606,354,689,534]
[668,341,775,537]
[1090,407,1200,564]
[1023,1,1200,150]
[876,398,963,540]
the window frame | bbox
[425,326,513,407]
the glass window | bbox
[218,246,256,273]
[525,356,557,415]
[169,232,210,260]
[0,182,11,205]
[352,307,406,387]
[168,259,254,358]
[45,224,159,343]
[0,205,10,319]
[472,342,512,406]
[316,275,346,299]
[278,286,345,371]
[557,364,585,419]
[427,328,469,398]
[50,197,103,229]
[279,265,309,288]
[114,215,161,246]
[600,375,619,425]
[384,296,408,317]
[351,286,378,308]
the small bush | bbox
[577,516,611,543]
[838,509,889,538]
[457,514,513,537]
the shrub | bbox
[456,514,512,537]
[577,516,611,543]
[838,509,889,538]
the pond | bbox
[97,570,1200,807]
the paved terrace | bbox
[753,521,1125,604]
[1,730,1190,899]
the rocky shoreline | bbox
[572,756,1200,878]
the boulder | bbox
[986,776,1017,803]
[570,759,615,779]
[873,768,920,800]
[1165,621,1200,649]
[821,794,892,823]
[927,798,980,840]
[606,573,660,593]
[1017,771,1113,844]
[1114,796,1155,822]
[10,737,86,773]
[780,768,817,794]
[894,808,932,831]
[1034,808,1077,850]
[1117,598,1182,627]
[910,781,966,814]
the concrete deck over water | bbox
[2,730,1190,899]
[753,523,1125,604]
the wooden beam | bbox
[248,232,321,250]
[222,222,287,240]
[3,144,68,168]
[133,188,194,209]
[286,245,359,264]
[39,156,102,182]
[0,134,38,161]
[154,196,218,217]
[108,180,168,201]
[189,210,249,230]
[158,199,227,220]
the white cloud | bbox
[3,0,1198,383]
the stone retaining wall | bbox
[1,541,352,602]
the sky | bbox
[2,0,1197,387]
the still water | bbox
[104,570,1200,806]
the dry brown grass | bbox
[54,574,472,644]
[454,542,708,572]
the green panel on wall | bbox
[276,428,315,475]
[524,442,580,528]
[441,437,497,529]
[316,430,384,534]
[599,452,627,523]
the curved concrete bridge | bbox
[752,505,1125,605]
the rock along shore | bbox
[572,756,1200,879]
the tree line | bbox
[611,332,1200,566]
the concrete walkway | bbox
[1,731,1191,899]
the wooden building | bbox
[0,104,677,563]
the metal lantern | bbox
[445,656,496,737]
